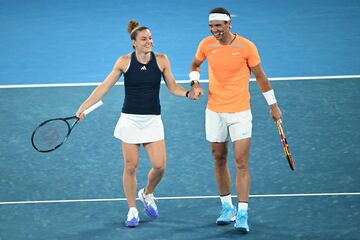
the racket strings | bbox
[32,120,70,151]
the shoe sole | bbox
[216,215,236,225]
[143,207,158,219]
[235,226,249,234]
[124,220,139,228]
[125,223,139,228]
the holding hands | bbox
[186,82,204,100]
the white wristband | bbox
[189,71,200,81]
[263,89,277,105]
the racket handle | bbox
[83,100,103,115]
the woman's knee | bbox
[124,163,138,175]
[152,161,166,173]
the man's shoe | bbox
[216,203,237,225]
[234,209,250,233]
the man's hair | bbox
[209,7,231,17]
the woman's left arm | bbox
[158,54,189,97]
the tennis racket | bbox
[276,120,295,171]
[31,100,103,153]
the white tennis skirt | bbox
[114,113,164,144]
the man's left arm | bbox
[250,63,282,122]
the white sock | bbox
[238,202,248,211]
[220,194,233,207]
[127,207,139,220]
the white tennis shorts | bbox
[205,108,252,142]
[114,113,164,144]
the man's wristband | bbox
[263,89,277,105]
[189,71,200,87]
[185,90,190,98]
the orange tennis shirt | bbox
[195,34,261,112]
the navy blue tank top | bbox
[122,52,162,115]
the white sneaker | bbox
[138,188,159,219]
[124,207,140,227]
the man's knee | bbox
[212,148,228,163]
[234,156,249,171]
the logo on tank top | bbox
[141,66,147,71]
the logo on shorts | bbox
[141,66,147,70]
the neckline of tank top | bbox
[134,52,153,65]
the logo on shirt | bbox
[232,52,240,56]
[140,66,147,71]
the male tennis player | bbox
[189,7,282,233]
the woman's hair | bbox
[127,19,149,40]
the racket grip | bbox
[83,100,103,115]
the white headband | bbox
[209,13,230,22]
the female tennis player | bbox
[76,19,202,227]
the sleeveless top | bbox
[122,51,162,115]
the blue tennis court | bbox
[1,1,359,239]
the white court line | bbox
[0,74,359,89]
[1,192,359,205]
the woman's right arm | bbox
[76,56,128,119]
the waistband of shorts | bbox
[206,108,251,114]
